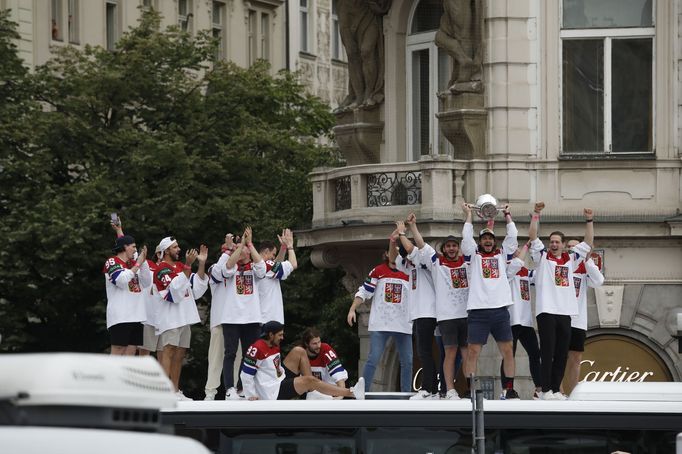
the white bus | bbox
[162,382,682,454]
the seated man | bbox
[240,321,364,401]
[283,327,348,399]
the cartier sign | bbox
[580,334,672,383]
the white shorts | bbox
[141,324,162,352]
[159,325,191,349]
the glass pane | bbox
[563,0,652,29]
[212,2,221,25]
[51,0,62,40]
[300,11,308,51]
[411,49,430,158]
[178,0,187,16]
[562,39,604,153]
[106,3,116,50]
[68,0,78,43]
[612,38,652,152]
[261,13,270,60]
[410,0,443,34]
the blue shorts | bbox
[467,307,513,345]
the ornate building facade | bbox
[299,0,682,397]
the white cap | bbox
[155,236,177,259]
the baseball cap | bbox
[440,235,460,253]
[479,228,496,238]
[260,320,285,338]
[112,235,135,253]
[155,236,178,260]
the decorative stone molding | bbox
[436,91,486,159]
[333,108,383,165]
[595,285,625,327]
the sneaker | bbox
[504,389,520,400]
[225,387,241,400]
[444,389,461,400]
[176,390,192,401]
[204,389,217,401]
[541,391,557,400]
[532,390,541,400]
[499,391,506,400]
[350,377,365,400]
[409,390,435,400]
[460,390,471,400]
[553,391,568,401]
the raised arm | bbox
[405,213,426,249]
[395,221,415,255]
[275,229,287,262]
[528,201,544,242]
[502,204,518,257]
[388,228,399,265]
[461,203,476,256]
[283,229,297,270]
[583,208,594,247]
[226,228,249,269]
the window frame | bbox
[105,0,120,51]
[300,0,310,53]
[331,0,345,61]
[559,1,656,156]
[247,7,273,65]
[178,0,194,34]
[212,0,227,60]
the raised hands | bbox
[197,244,208,263]
[185,248,199,266]
[136,245,147,266]
[584,208,593,221]
[405,212,416,226]
[278,228,295,249]
[395,220,406,235]
[534,202,545,214]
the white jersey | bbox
[507,258,535,328]
[153,261,208,334]
[257,259,295,324]
[309,343,348,385]
[461,222,517,310]
[571,258,604,330]
[355,263,412,334]
[207,254,229,329]
[103,256,148,328]
[395,245,436,321]
[240,339,285,400]
[210,257,267,325]
[141,260,159,329]
[530,239,590,317]
[422,244,469,321]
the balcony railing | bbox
[366,171,422,207]
[311,156,467,227]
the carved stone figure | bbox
[336,0,392,111]
[435,0,483,91]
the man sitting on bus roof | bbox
[240,321,365,400]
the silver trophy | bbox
[472,194,504,220]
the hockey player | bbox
[154,237,208,400]
[502,242,542,399]
[564,239,604,394]
[103,225,149,356]
[347,234,413,393]
[528,202,593,400]
[257,228,297,324]
[210,227,267,399]
[281,327,348,399]
[240,321,364,400]
[461,202,521,400]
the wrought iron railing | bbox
[367,171,422,207]
[334,176,351,211]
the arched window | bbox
[406,0,451,160]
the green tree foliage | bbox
[0,10,357,395]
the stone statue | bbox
[435,0,483,91]
[336,0,392,111]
